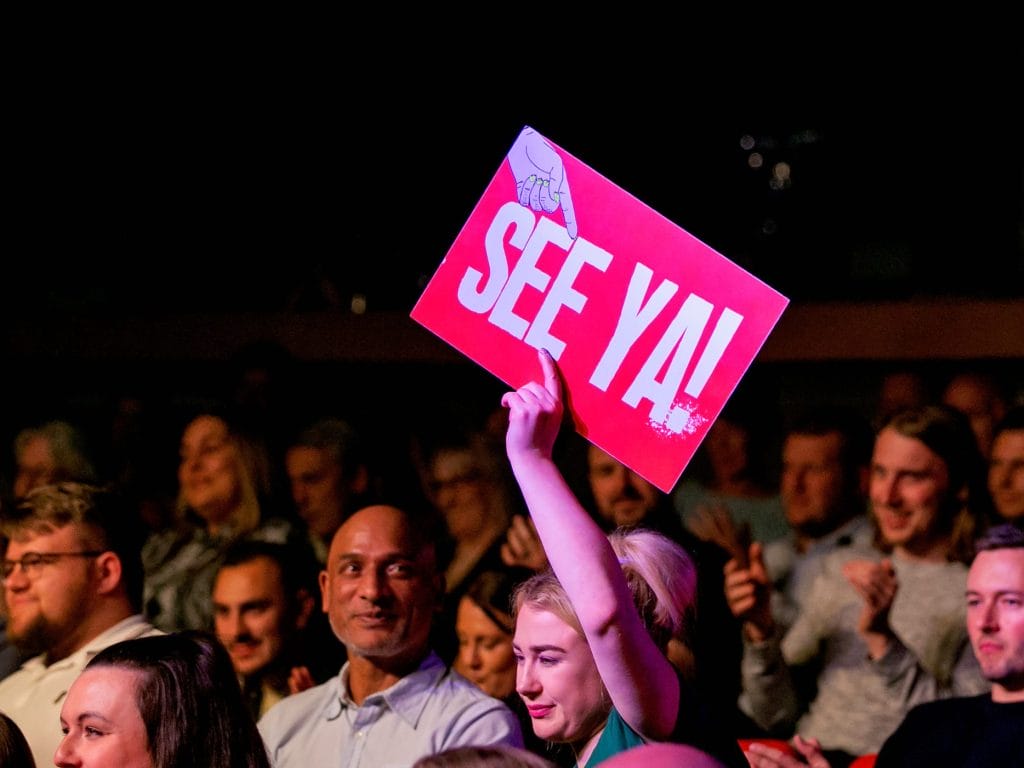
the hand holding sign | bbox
[508,127,578,239]
[501,348,563,462]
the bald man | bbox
[258,504,521,767]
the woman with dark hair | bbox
[0,711,35,768]
[55,630,270,768]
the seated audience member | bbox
[733,405,992,763]
[418,427,525,663]
[988,405,1024,526]
[285,417,370,565]
[0,483,161,767]
[872,369,929,431]
[143,410,297,632]
[55,630,270,768]
[212,538,342,719]
[705,407,875,633]
[10,420,98,501]
[454,568,551,759]
[942,370,1008,458]
[503,350,747,767]
[412,744,557,768]
[503,420,745,735]
[744,523,1024,767]
[257,503,522,767]
[0,711,35,768]
[675,393,788,545]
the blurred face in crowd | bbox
[286,446,346,538]
[13,435,58,500]
[587,446,659,528]
[513,604,608,749]
[55,666,152,768]
[989,428,1024,521]
[213,556,305,678]
[704,418,751,483]
[3,523,102,660]
[943,375,1005,457]
[966,547,1024,702]
[869,427,951,557]
[178,415,242,528]
[454,595,516,699]
[781,432,858,537]
[429,449,493,543]
[320,505,441,665]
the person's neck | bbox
[793,509,859,553]
[572,720,608,768]
[992,681,1024,703]
[894,532,950,563]
[345,648,427,706]
[45,603,135,666]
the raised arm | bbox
[501,348,679,739]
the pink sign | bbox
[412,126,788,491]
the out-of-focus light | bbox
[761,217,777,235]
[740,134,756,150]
[351,294,367,314]
[769,161,792,190]
[748,152,764,169]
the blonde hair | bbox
[175,415,269,537]
[512,527,697,650]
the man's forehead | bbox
[6,522,80,550]
[969,549,1024,586]
[330,505,429,559]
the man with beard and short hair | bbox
[0,482,161,767]
[258,504,522,767]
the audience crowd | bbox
[1,357,1021,767]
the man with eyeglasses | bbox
[0,482,161,767]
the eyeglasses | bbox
[1,551,105,579]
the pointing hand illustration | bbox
[507,126,578,239]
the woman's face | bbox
[454,595,516,698]
[178,415,242,525]
[512,604,609,748]
[55,667,152,768]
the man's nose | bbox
[358,568,387,599]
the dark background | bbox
[5,37,1022,317]
[2,27,1022,502]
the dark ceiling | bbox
[7,45,1022,317]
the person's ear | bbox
[93,551,123,596]
[319,569,330,614]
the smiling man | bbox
[736,405,992,762]
[212,540,321,719]
[0,483,161,768]
[257,504,522,767]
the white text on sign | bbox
[456,203,743,434]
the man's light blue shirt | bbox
[258,651,523,768]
